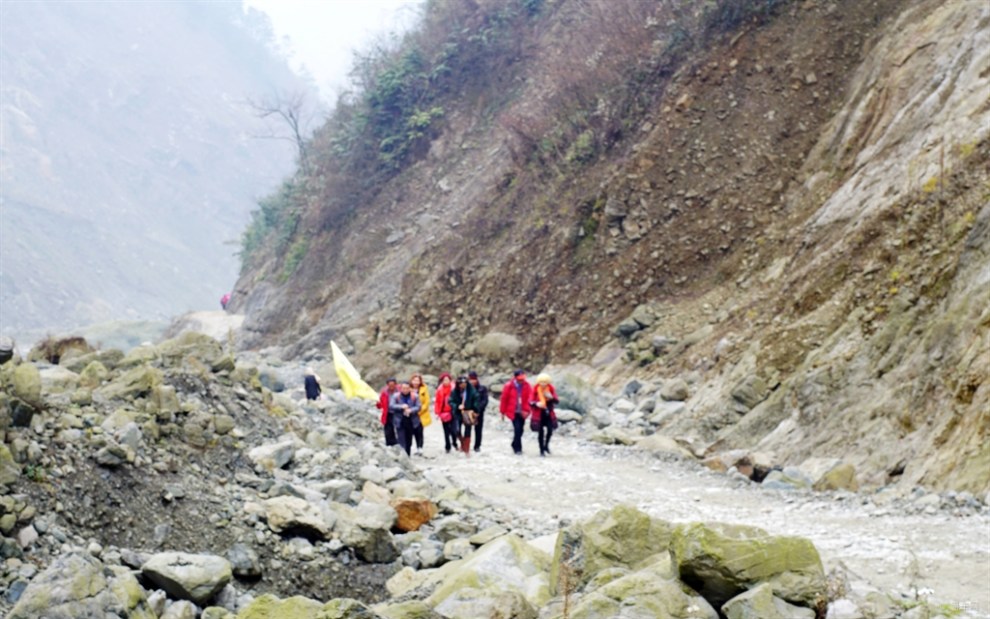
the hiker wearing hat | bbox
[467,371,489,452]
[410,373,430,455]
[449,376,479,456]
[531,373,559,457]
[435,373,457,453]
[499,370,533,455]
[389,381,421,456]
[377,378,399,446]
[303,367,322,401]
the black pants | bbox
[442,419,458,452]
[396,416,414,455]
[473,411,484,450]
[383,416,397,446]
[413,424,424,449]
[511,414,525,454]
[538,415,554,454]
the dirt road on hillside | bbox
[413,420,990,618]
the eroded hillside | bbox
[234,0,989,492]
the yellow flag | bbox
[331,341,379,401]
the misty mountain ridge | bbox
[0,1,313,341]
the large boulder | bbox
[475,332,522,362]
[8,551,156,619]
[141,552,232,605]
[79,360,110,388]
[0,444,20,485]
[96,366,162,401]
[721,582,816,619]
[563,555,717,619]
[39,366,80,393]
[660,378,690,401]
[248,439,298,471]
[233,594,376,619]
[391,498,437,532]
[157,331,224,369]
[12,363,41,404]
[551,504,672,593]
[671,522,825,608]
[423,535,552,618]
[333,503,399,563]
[263,496,332,539]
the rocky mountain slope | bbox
[232,0,989,495]
[0,339,985,618]
[0,2,308,339]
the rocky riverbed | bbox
[0,333,987,618]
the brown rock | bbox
[391,498,437,533]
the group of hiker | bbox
[376,370,559,458]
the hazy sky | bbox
[245,0,423,100]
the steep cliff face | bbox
[234,0,989,491]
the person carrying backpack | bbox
[467,371,489,452]
[531,373,559,457]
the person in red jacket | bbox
[499,369,533,455]
[377,378,398,446]
[531,373,559,457]
[434,373,457,453]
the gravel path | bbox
[414,418,990,617]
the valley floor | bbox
[413,419,990,617]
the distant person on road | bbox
[531,373,559,457]
[377,378,399,447]
[450,375,479,456]
[410,373,430,455]
[220,292,231,310]
[467,371,489,452]
[499,369,533,455]
[303,367,322,401]
[434,373,457,453]
[389,381,421,456]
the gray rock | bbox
[418,540,446,568]
[730,375,768,412]
[263,496,332,539]
[611,398,636,415]
[227,543,261,580]
[443,537,473,561]
[354,500,397,530]
[8,552,155,619]
[615,317,642,337]
[142,552,232,605]
[827,598,865,619]
[722,583,816,619]
[247,440,296,471]
[315,479,355,503]
[162,600,198,619]
[475,332,522,361]
[117,422,143,451]
[660,378,689,401]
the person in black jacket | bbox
[303,367,322,401]
[449,376,478,455]
[467,371,489,452]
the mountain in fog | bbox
[0,1,313,341]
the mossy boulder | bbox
[12,363,42,404]
[0,444,21,485]
[39,366,80,393]
[117,345,161,369]
[813,462,859,492]
[671,522,824,608]
[551,504,673,593]
[562,556,717,619]
[236,594,324,619]
[721,582,815,619]
[236,595,380,619]
[96,366,162,401]
[8,551,155,619]
[422,534,551,618]
[375,600,443,619]
[158,332,224,369]
[79,360,110,389]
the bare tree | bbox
[246,90,318,169]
